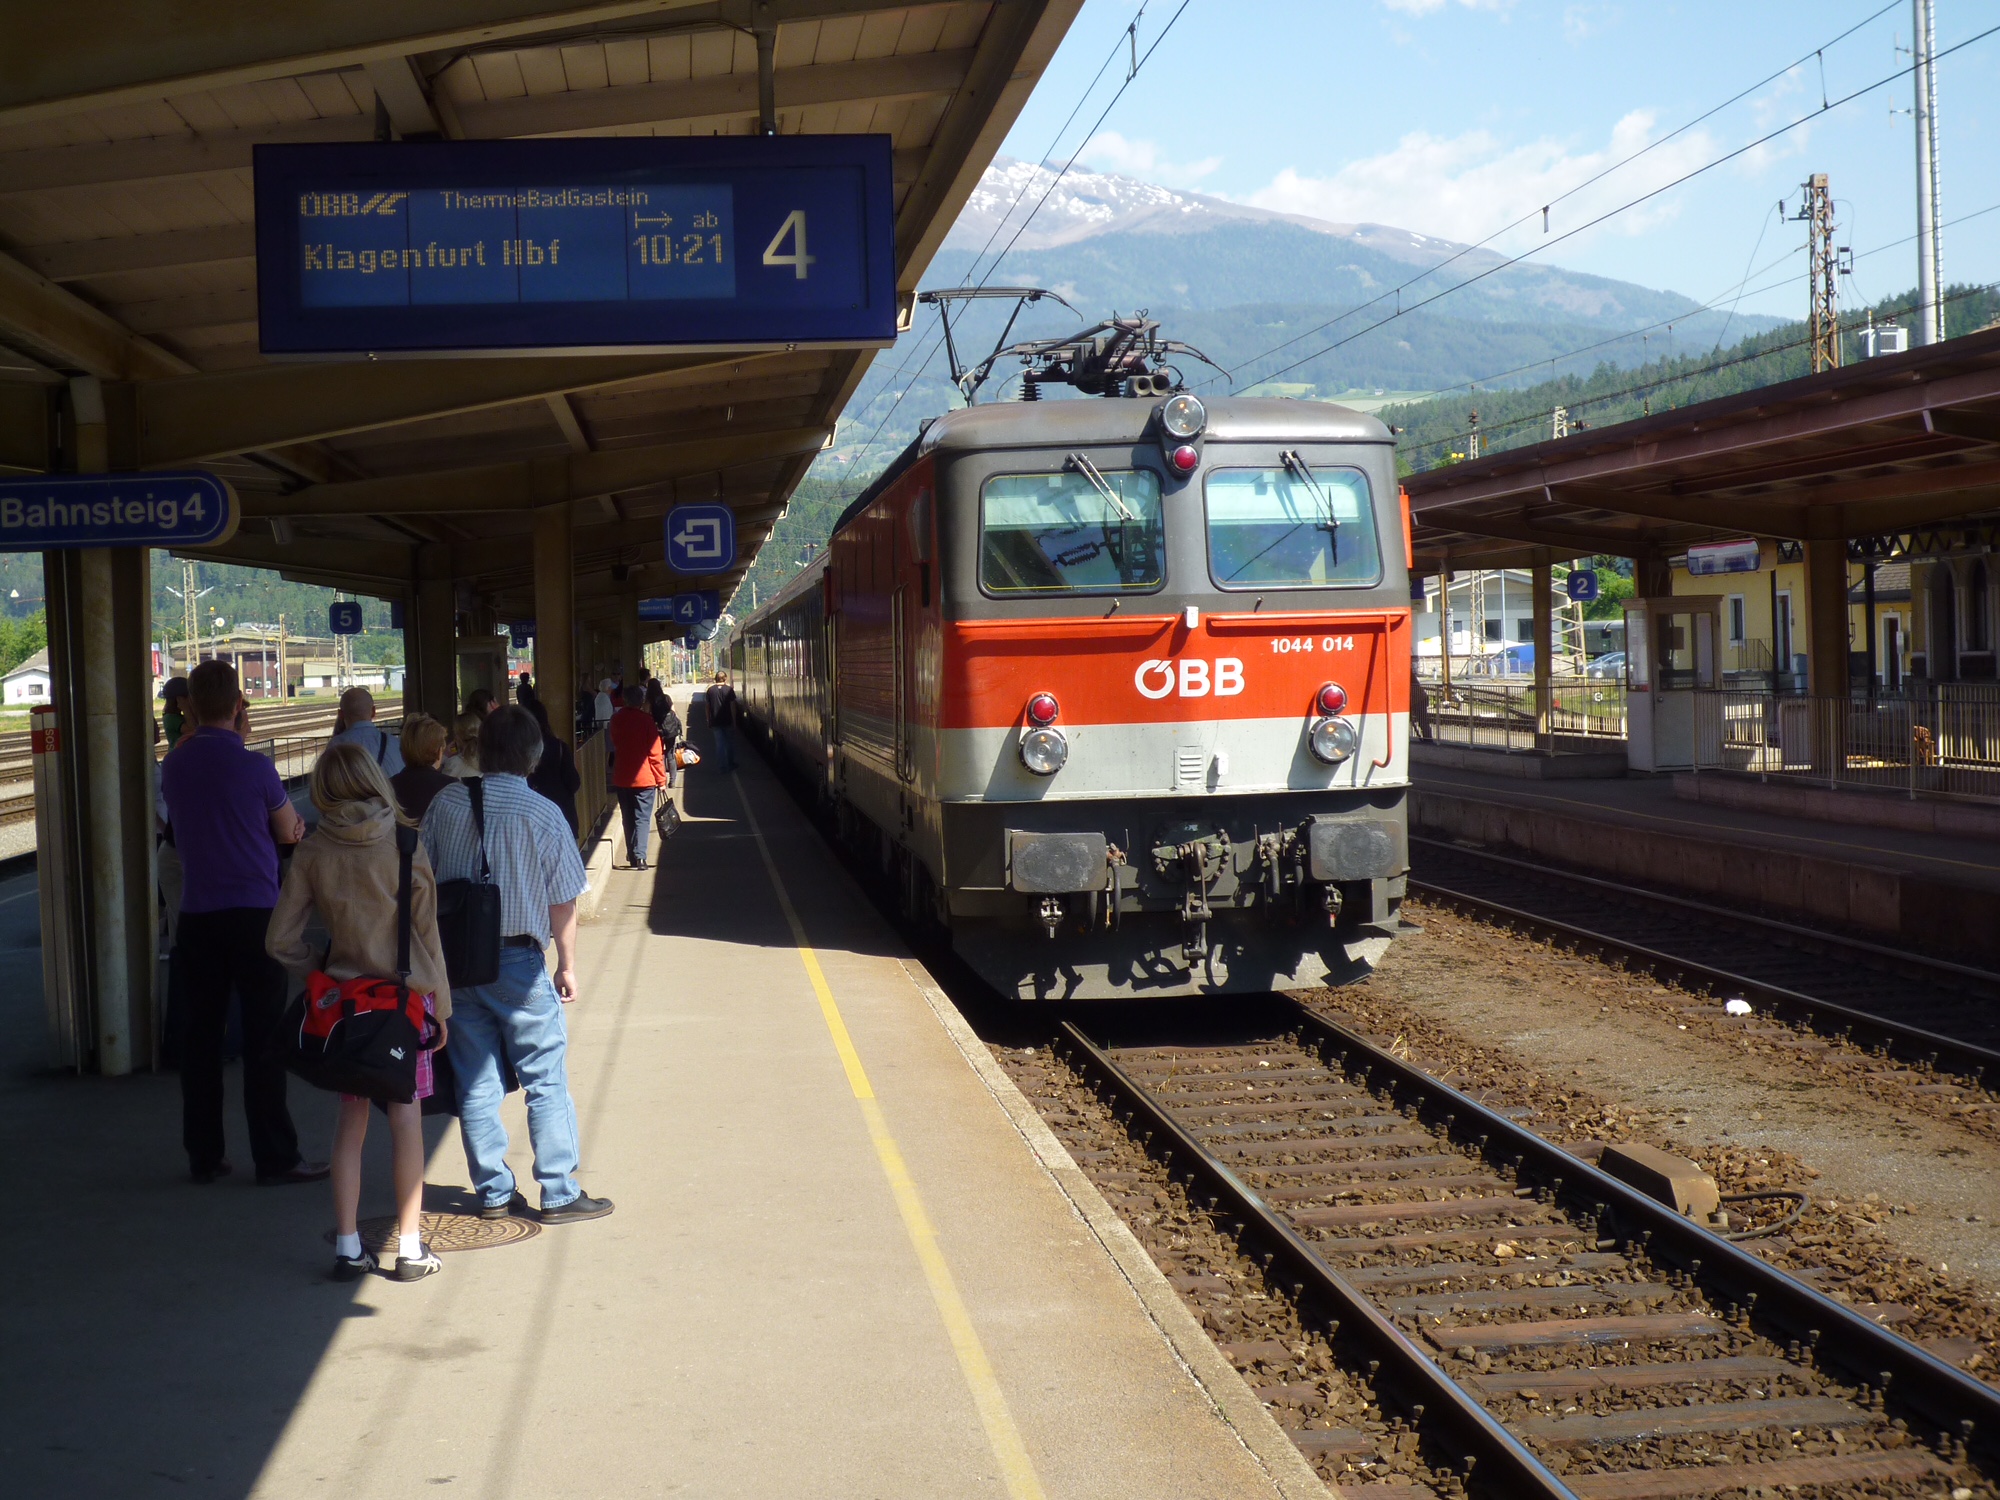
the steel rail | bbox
[1275,998,2000,1473]
[1413,834,2000,992]
[1062,1001,2000,1487]
[1057,1020,1579,1500]
[1409,838,2000,1089]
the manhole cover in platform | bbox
[324,1211,540,1257]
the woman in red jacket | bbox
[608,684,668,871]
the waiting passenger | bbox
[705,671,739,773]
[657,693,683,789]
[327,687,405,776]
[160,676,189,747]
[524,696,581,837]
[390,712,455,821]
[593,678,616,732]
[422,707,612,1225]
[609,684,666,871]
[159,659,325,1187]
[464,688,497,720]
[268,743,453,1282]
[442,711,483,779]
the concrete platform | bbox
[0,731,1322,1498]
[1412,763,2000,964]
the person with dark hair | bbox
[159,659,325,1187]
[609,683,666,871]
[421,707,611,1225]
[464,688,497,719]
[704,670,739,772]
[524,695,580,836]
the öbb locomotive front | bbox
[732,390,1412,1000]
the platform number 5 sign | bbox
[762,211,814,279]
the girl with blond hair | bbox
[269,742,453,1282]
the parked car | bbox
[1586,651,1627,679]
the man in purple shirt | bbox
[160,660,326,1187]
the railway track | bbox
[1410,836,2000,1090]
[1056,998,2000,1498]
[0,700,401,827]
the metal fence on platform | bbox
[1691,686,2000,799]
[576,728,610,847]
[1418,677,1628,753]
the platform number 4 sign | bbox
[762,211,814,279]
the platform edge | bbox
[897,957,1335,1500]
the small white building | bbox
[3,647,51,705]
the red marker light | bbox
[1027,692,1060,725]
[1315,682,1348,715]
[1170,444,1200,473]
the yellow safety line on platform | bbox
[734,778,1047,1500]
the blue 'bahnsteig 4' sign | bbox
[0,471,239,552]
[255,136,896,355]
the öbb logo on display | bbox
[1134,658,1245,700]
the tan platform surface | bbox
[1,746,1300,1499]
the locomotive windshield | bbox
[1205,464,1381,589]
[979,469,1165,596]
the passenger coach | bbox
[733,394,1412,1000]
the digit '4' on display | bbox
[762,210,813,279]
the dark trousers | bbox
[616,786,658,865]
[176,906,301,1177]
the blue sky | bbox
[996,0,2000,321]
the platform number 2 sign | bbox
[762,211,815,279]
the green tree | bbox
[0,610,46,675]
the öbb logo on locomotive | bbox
[1133,657,1245,700]
[728,313,1411,1001]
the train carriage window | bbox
[979,469,1164,596]
[1204,465,1382,589]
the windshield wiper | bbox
[1065,452,1136,521]
[1281,449,1340,536]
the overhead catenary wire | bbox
[1208,0,1903,388]
[1206,13,2000,395]
[831,1,1196,502]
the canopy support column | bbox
[533,502,575,743]
[1532,559,1554,747]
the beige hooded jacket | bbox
[266,798,452,1018]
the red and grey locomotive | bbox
[732,319,1412,999]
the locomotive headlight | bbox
[1159,393,1207,440]
[1308,716,1360,765]
[1019,726,1069,775]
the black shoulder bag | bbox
[435,777,503,987]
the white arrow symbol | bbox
[673,516,725,561]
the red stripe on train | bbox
[940,610,1411,729]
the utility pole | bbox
[1797,175,1840,373]
[1913,0,1944,345]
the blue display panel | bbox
[256,138,896,354]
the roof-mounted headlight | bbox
[1159,393,1207,440]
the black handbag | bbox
[283,825,437,1103]
[654,794,681,841]
[435,777,503,988]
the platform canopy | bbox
[0,0,1080,618]
[1405,323,2000,574]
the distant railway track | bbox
[1055,999,2000,1498]
[0,699,401,829]
[1409,836,2000,1092]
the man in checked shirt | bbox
[422,706,614,1225]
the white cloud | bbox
[1238,110,1718,250]
[1075,130,1222,187]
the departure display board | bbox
[255,137,896,355]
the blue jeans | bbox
[617,785,657,864]
[712,724,737,771]
[447,945,583,1210]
